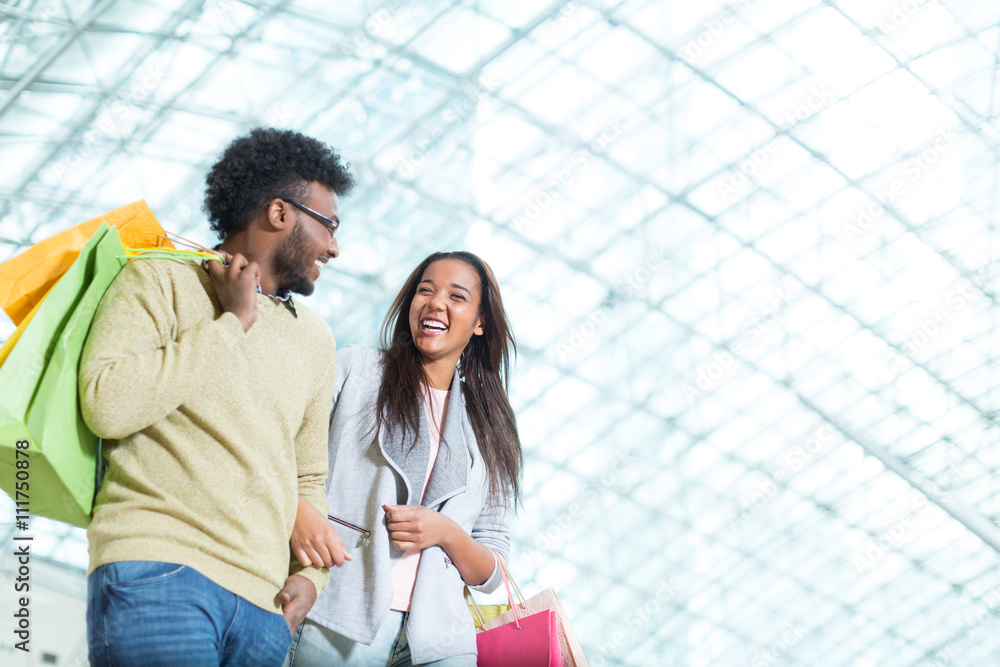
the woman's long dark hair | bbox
[374,251,522,503]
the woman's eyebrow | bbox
[421,278,471,295]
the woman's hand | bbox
[383,504,458,552]
[291,495,352,568]
[385,503,497,586]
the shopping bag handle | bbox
[494,551,523,629]
[123,231,224,262]
[465,586,487,628]
[495,554,527,607]
[465,551,526,629]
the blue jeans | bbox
[286,612,475,667]
[88,560,292,666]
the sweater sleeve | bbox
[468,494,511,594]
[288,337,337,593]
[79,259,246,440]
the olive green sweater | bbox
[79,256,334,613]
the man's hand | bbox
[278,574,316,633]
[206,251,260,332]
[291,495,352,568]
[384,504,457,552]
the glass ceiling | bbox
[1,0,999,664]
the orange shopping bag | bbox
[0,200,173,326]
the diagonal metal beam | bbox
[0,0,117,116]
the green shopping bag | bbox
[0,224,127,527]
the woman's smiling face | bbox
[408,258,484,365]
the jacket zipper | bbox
[327,514,372,546]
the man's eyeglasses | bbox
[281,198,339,237]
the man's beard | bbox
[271,221,316,296]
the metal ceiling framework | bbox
[1,0,999,664]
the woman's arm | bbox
[291,495,352,568]
[289,346,363,568]
[384,504,498,586]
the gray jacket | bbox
[305,346,510,663]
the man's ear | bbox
[264,198,294,231]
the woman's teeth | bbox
[422,319,447,332]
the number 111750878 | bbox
[14,439,30,514]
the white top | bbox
[390,384,450,611]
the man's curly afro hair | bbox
[202,127,355,240]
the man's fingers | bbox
[238,260,261,290]
[228,253,249,270]
[279,575,316,631]
[205,258,225,279]
[283,602,307,633]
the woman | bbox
[287,251,523,666]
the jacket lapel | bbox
[378,370,470,508]
[378,408,430,507]
[422,370,469,508]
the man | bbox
[79,127,354,666]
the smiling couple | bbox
[79,127,522,667]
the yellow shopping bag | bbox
[0,200,173,326]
